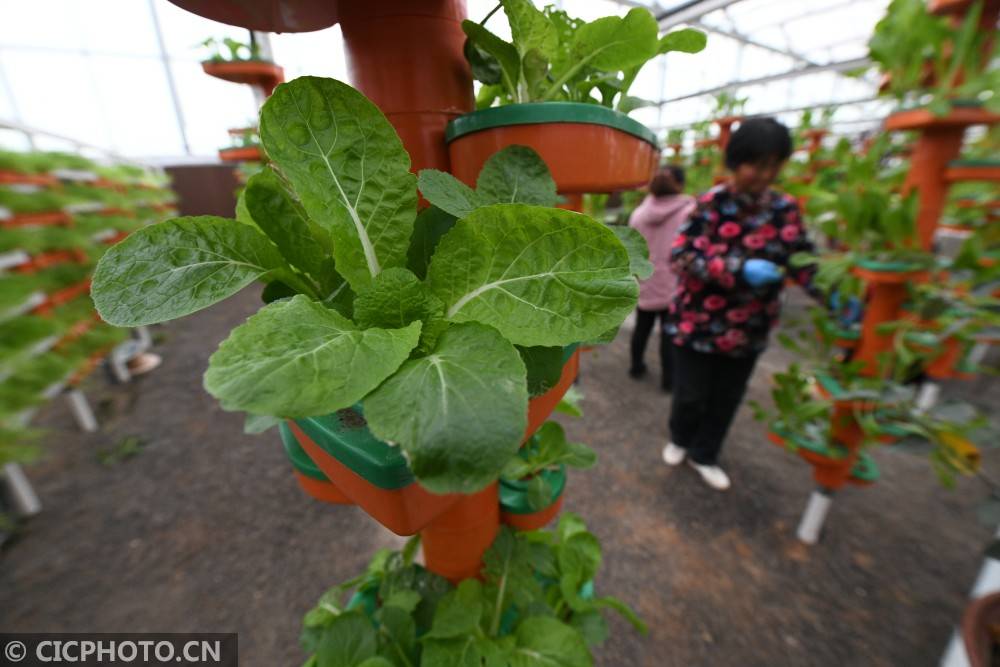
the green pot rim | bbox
[279,422,329,482]
[851,452,880,482]
[770,420,847,460]
[854,257,928,273]
[949,159,1000,168]
[499,464,567,514]
[818,317,861,341]
[445,103,660,148]
[294,344,580,490]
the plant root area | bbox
[2,288,998,666]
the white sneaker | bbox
[688,461,731,491]
[662,442,686,466]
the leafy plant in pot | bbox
[449,0,707,194]
[752,325,989,488]
[869,0,998,116]
[91,76,641,500]
[499,419,596,530]
[199,34,283,95]
[300,515,645,667]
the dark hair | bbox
[724,117,793,170]
[649,164,685,196]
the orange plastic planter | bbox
[852,263,930,376]
[1,211,72,229]
[294,471,353,505]
[502,494,564,531]
[168,0,338,32]
[0,170,56,186]
[525,349,579,441]
[421,483,499,582]
[288,421,460,535]
[32,278,92,315]
[218,146,262,163]
[885,106,1000,131]
[201,61,284,95]
[945,162,1000,183]
[12,248,87,274]
[447,104,659,194]
[714,116,740,151]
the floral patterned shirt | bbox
[665,184,816,357]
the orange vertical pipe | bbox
[339,2,489,581]
[854,280,910,376]
[420,483,499,583]
[339,0,474,173]
[903,127,965,250]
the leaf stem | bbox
[481,2,502,25]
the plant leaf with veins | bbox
[364,322,527,494]
[427,204,637,347]
[204,295,421,418]
[92,216,291,326]
[260,77,417,292]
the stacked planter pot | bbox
[446,103,660,210]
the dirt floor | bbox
[2,287,999,667]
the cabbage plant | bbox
[92,77,640,494]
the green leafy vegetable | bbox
[418,145,558,218]
[205,295,421,418]
[610,226,653,280]
[428,204,637,347]
[463,3,706,111]
[364,322,527,494]
[92,216,293,327]
[260,76,417,292]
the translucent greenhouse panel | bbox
[657,31,745,102]
[0,0,81,51]
[88,56,186,157]
[169,60,257,157]
[561,0,629,20]
[270,25,349,82]
[152,0,250,61]
[77,0,161,58]
[467,0,512,39]
[0,51,109,150]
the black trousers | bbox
[669,345,759,465]
[630,308,672,387]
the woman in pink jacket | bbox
[627,165,695,391]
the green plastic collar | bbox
[854,257,928,273]
[445,103,660,148]
[818,318,860,341]
[770,420,848,460]
[294,405,414,490]
[499,465,566,514]
[279,422,329,482]
[851,452,880,482]
[292,345,578,491]
[948,159,1000,167]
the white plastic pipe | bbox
[796,489,833,545]
[916,382,941,414]
[2,463,41,516]
[968,342,990,368]
[65,389,97,432]
[134,325,153,350]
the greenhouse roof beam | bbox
[654,56,872,106]
[692,20,817,66]
[650,94,883,130]
[656,0,745,29]
[747,0,862,32]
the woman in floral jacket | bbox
[662,118,816,491]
